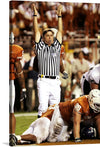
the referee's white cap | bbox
[43,28,57,37]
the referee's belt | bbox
[38,74,59,79]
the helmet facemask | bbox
[93,103,100,113]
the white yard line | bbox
[15,113,38,117]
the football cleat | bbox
[9,134,17,146]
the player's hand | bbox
[31,3,37,15]
[57,4,62,16]
[62,71,68,79]
[74,138,82,143]
[20,88,27,102]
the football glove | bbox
[74,138,82,143]
[20,88,27,102]
[62,71,68,79]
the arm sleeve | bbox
[74,103,83,114]
[54,38,61,52]
[35,37,43,51]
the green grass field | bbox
[15,112,37,135]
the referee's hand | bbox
[62,71,68,79]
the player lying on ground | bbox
[15,89,100,144]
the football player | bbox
[9,32,26,146]
[81,64,100,94]
[15,89,100,144]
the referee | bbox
[31,4,67,117]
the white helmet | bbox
[88,89,100,113]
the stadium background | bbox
[9,0,100,146]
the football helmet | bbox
[88,89,100,113]
[81,126,97,139]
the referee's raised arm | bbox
[31,3,41,43]
[56,5,63,44]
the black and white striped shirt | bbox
[35,38,61,76]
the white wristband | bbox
[16,135,21,141]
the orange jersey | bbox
[42,96,92,123]
[59,95,91,124]
[41,104,56,120]
[10,44,23,80]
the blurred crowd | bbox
[60,45,95,100]
[10,1,100,112]
[10,1,100,45]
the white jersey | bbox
[85,64,100,84]
[83,64,100,84]
[81,64,100,94]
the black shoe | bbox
[9,134,17,146]
[38,115,41,118]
